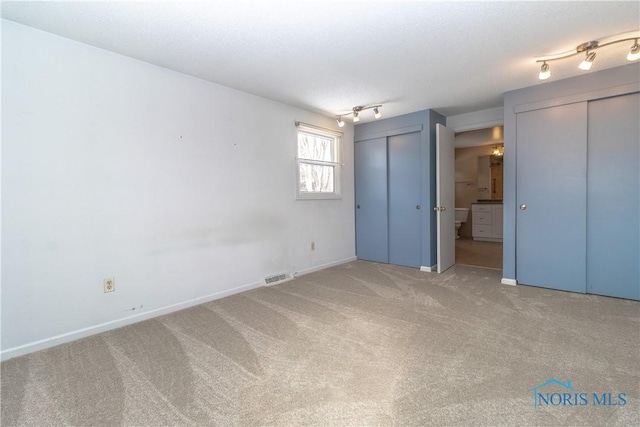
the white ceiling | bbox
[2,1,639,121]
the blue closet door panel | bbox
[388,132,422,268]
[355,138,389,263]
[587,93,640,300]
[516,103,587,293]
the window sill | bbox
[296,192,342,200]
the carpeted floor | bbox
[2,261,639,426]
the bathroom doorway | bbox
[454,127,503,270]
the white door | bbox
[436,124,455,273]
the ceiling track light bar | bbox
[336,104,382,127]
[536,38,636,63]
[535,32,640,80]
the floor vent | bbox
[264,273,292,285]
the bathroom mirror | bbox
[477,155,503,200]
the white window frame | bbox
[295,121,343,200]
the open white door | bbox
[436,124,455,273]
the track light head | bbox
[352,106,362,122]
[336,117,345,127]
[628,40,640,61]
[578,51,596,71]
[373,107,382,119]
[538,62,550,80]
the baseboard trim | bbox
[1,279,264,362]
[501,278,517,286]
[295,256,357,277]
[420,265,437,272]
[1,257,359,361]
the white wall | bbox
[1,20,356,359]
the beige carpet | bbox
[2,261,639,426]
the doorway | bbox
[453,127,504,270]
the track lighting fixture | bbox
[536,32,640,81]
[335,104,383,125]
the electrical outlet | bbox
[104,277,115,293]
[311,242,315,251]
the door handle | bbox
[416,205,421,210]
[357,204,361,209]
[519,204,527,211]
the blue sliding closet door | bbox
[388,132,422,268]
[355,138,389,263]
[355,133,422,267]
[516,103,588,293]
[587,93,640,300]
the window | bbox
[296,122,343,199]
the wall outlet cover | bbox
[104,277,115,293]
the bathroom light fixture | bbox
[536,32,640,80]
[335,104,383,125]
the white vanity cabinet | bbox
[472,203,503,242]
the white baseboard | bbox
[1,256,359,361]
[295,256,357,277]
[1,279,264,362]
[501,278,517,286]
[420,265,437,272]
